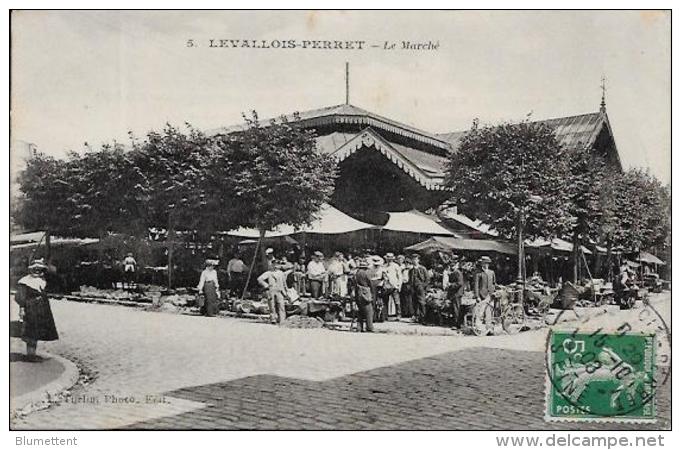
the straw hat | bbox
[371,255,385,265]
[479,256,492,264]
[28,258,47,271]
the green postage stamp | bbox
[545,330,656,422]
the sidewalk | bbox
[10,340,80,416]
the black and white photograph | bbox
[6,8,673,439]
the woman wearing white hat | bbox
[14,259,59,359]
[197,259,221,316]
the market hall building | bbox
[208,100,622,233]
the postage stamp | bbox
[545,330,656,422]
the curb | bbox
[10,351,80,415]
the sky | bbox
[10,10,671,182]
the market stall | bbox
[404,236,516,255]
[379,210,461,250]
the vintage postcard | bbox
[8,9,671,434]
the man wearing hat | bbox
[382,253,403,319]
[265,248,276,271]
[613,262,633,307]
[474,256,496,300]
[410,254,430,324]
[307,251,327,299]
[227,251,248,297]
[14,259,59,359]
[327,252,348,298]
[257,259,291,325]
[353,258,374,332]
[474,256,496,328]
[443,255,465,328]
[367,255,386,321]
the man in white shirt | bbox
[382,253,403,318]
[123,252,137,289]
[257,260,290,325]
[327,252,347,298]
[307,251,327,299]
[227,253,247,297]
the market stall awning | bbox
[11,231,99,249]
[405,236,517,255]
[526,238,592,255]
[382,210,460,237]
[638,251,665,265]
[10,231,47,245]
[225,203,376,238]
[625,260,641,269]
[438,208,499,237]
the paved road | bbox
[11,293,671,430]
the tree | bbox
[209,112,337,290]
[68,143,149,238]
[132,124,212,288]
[16,153,75,237]
[563,147,607,282]
[601,169,669,253]
[444,120,572,283]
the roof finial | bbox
[600,75,607,113]
[345,62,350,105]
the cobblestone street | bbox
[11,294,671,430]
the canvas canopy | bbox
[405,236,517,255]
[383,210,459,236]
[439,208,498,237]
[526,238,592,255]
[638,251,665,265]
[226,203,375,238]
[10,231,99,249]
[10,231,47,245]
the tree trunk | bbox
[517,210,524,303]
[605,239,613,282]
[45,229,51,262]
[517,213,523,282]
[572,231,580,284]
[97,230,105,288]
[167,215,174,290]
[241,229,264,300]
[260,228,269,271]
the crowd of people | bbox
[197,247,503,332]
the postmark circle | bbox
[544,297,670,419]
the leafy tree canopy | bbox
[600,168,669,252]
[209,112,337,233]
[445,120,572,241]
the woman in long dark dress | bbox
[14,259,59,359]
[197,259,220,317]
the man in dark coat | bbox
[410,254,430,324]
[444,255,465,328]
[353,259,374,332]
[474,256,496,329]
[474,256,496,300]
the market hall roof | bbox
[207,103,452,151]
[208,104,622,192]
[207,103,452,191]
[437,111,621,168]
